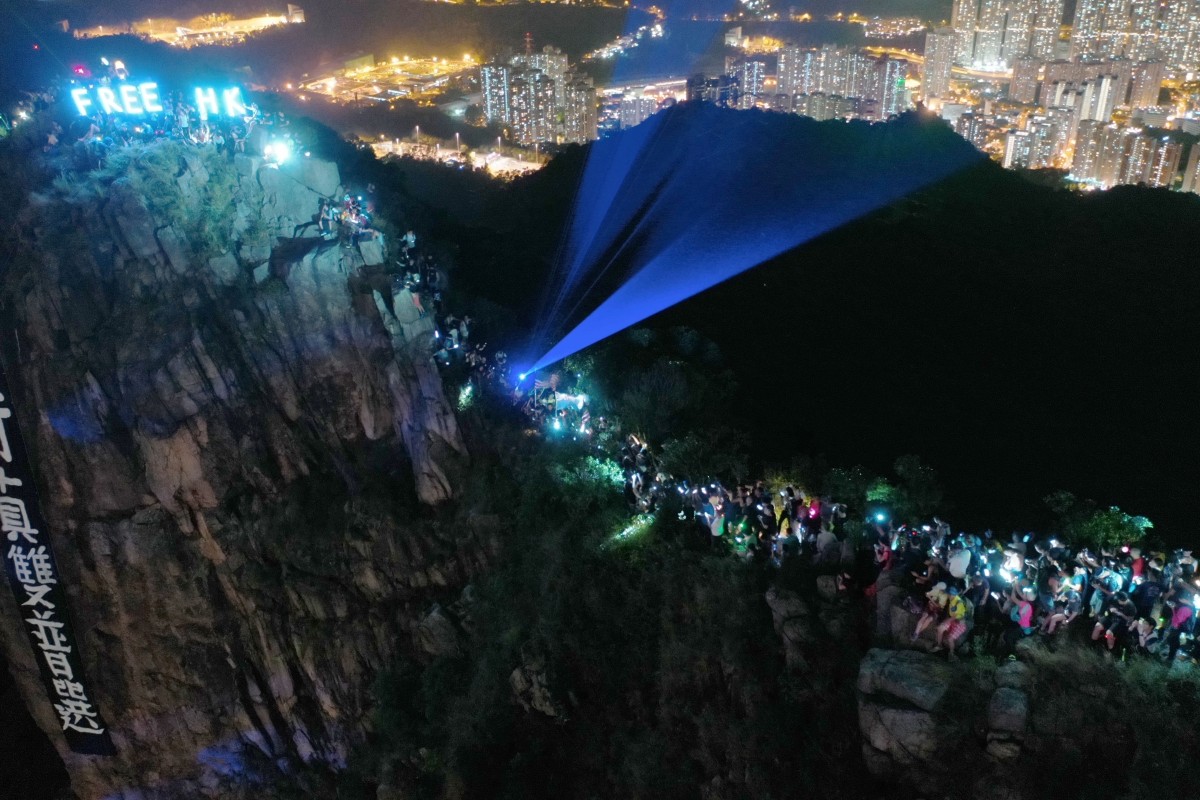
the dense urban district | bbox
[6,0,1199,192]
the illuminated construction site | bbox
[296,54,477,106]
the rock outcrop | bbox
[0,143,485,798]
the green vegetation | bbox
[349,410,870,800]
[1044,490,1153,552]
[86,141,244,261]
[1018,643,1200,799]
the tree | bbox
[658,430,749,484]
[893,454,943,520]
[1044,490,1153,552]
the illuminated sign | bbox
[70,83,247,120]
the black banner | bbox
[0,364,115,755]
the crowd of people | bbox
[13,66,303,174]
[607,436,1198,667]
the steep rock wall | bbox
[0,144,486,799]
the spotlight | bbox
[264,140,292,165]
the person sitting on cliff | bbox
[1092,590,1137,653]
[912,582,950,643]
[1130,617,1161,657]
[931,586,971,659]
[1087,561,1124,618]
[1041,580,1082,636]
[814,523,839,565]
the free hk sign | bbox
[69,83,248,120]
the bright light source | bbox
[525,108,984,374]
[264,140,292,164]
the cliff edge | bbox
[0,142,486,798]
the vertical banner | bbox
[0,364,115,755]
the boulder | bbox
[157,225,191,275]
[858,648,953,712]
[858,702,939,764]
[889,603,923,645]
[284,156,341,198]
[986,733,1022,760]
[208,253,241,285]
[995,660,1032,691]
[413,604,464,658]
[357,236,386,267]
[509,655,560,718]
[988,687,1029,734]
[874,583,906,639]
[765,586,809,625]
[766,587,820,667]
[1014,635,1041,660]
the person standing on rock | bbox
[1000,586,1037,657]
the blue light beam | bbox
[529,106,985,373]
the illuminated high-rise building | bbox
[1120,132,1157,184]
[1003,129,1034,167]
[1078,74,1123,122]
[1129,60,1166,108]
[1145,138,1182,187]
[1099,0,1134,58]
[1071,119,1109,180]
[794,93,858,121]
[877,57,911,119]
[1099,126,1137,185]
[1071,0,1109,58]
[1001,0,1036,63]
[514,45,570,107]
[1071,0,1145,60]
[560,72,597,144]
[1010,55,1043,103]
[619,95,659,129]
[1030,0,1066,58]
[955,112,992,148]
[1126,0,1161,60]
[510,68,555,145]
[952,0,980,62]
[844,51,879,99]
[1182,144,1200,193]
[923,27,957,99]
[480,63,512,125]
[1160,0,1198,67]
[974,0,1008,65]
[1026,113,1063,166]
[777,45,808,95]
[736,58,768,108]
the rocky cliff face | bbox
[0,143,488,799]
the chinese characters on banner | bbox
[0,366,115,756]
